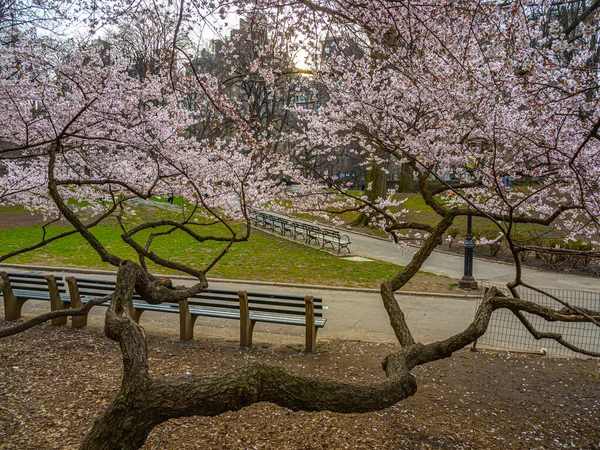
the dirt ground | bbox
[0,211,50,229]
[1,321,599,450]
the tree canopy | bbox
[0,1,599,448]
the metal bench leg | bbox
[1,271,23,321]
[304,295,317,353]
[45,274,68,326]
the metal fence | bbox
[472,283,600,357]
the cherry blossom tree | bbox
[1,1,599,449]
[286,0,600,297]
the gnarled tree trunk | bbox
[351,156,388,227]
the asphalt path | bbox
[262,211,600,293]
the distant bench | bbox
[250,210,351,254]
[0,272,326,352]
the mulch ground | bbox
[1,321,599,450]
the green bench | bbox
[1,273,327,351]
[68,277,326,352]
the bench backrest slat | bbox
[68,277,323,317]
[205,288,322,303]
[185,298,323,317]
[7,273,66,293]
[73,279,145,301]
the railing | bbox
[472,283,600,357]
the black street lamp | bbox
[459,200,478,289]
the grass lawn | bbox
[0,219,455,291]
[298,192,553,242]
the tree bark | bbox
[78,260,420,450]
[351,156,388,227]
[396,164,415,193]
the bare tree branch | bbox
[0,295,110,339]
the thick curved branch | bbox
[47,142,122,267]
[124,220,246,244]
[389,214,456,292]
[150,364,416,420]
[519,281,600,327]
[379,214,455,347]
[401,288,600,369]
[563,0,600,36]
[120,232,207,280]
[380,282,415,347]
[513,310,600,357]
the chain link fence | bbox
[472,283,600,357]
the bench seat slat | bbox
[186,307,327,327]
[189,306,241,320]
[12,290,71,302]
[134,303,179,314]
[79,298,181,313]
[250,312,327,327]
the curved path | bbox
[343,229,600,293]
[261,211,600,293]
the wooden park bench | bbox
[178,288,327,352]
[65,277,327,352]
[64,276,181,329]
[1,271,71,325]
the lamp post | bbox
[459,198,478,289]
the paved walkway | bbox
[263,212,600,293]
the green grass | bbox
[0,205,28,214]
[151,195,187,207]
[0,221,453,290]
[295,192,559,243]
